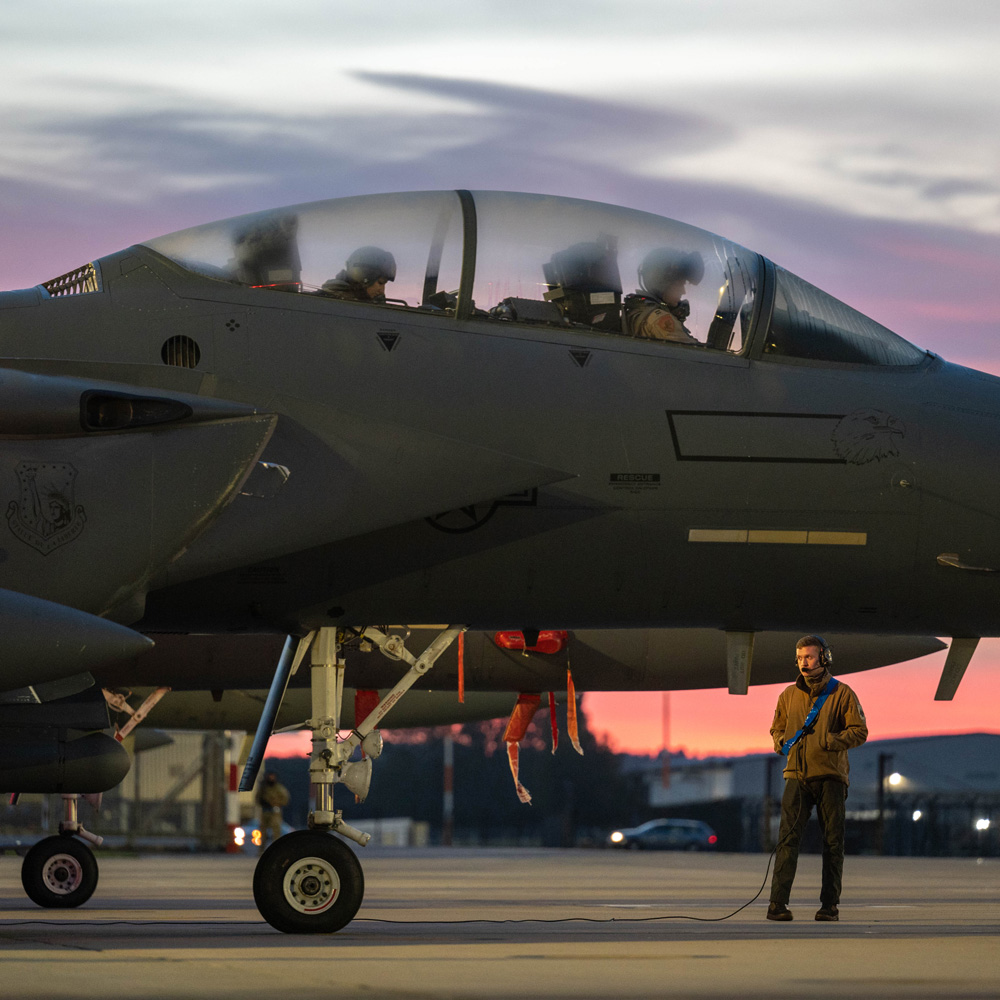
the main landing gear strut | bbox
[245,625,463,933]
[13,687,169,910]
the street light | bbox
[975,818,990,832]
[876,752,895,855]
[888,772,903,786]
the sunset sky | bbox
[263,637,1000,760]
[586,639,1000,757]
[4,3,1000,756]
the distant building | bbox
[636,733,1000,856]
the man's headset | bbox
[796,634,832,668]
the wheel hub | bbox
[42,854,83,895]
[283,856,340,914]
[299,874,322,897]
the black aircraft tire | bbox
[21,835,99,908]
[253,831,365,934]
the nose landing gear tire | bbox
[253,830,364,934]
[21,835,99,908]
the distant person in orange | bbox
[255,771,290,853]
[767,635,867,922]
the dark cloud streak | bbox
[354,71,733,156]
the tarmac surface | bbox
[0,847,997,999]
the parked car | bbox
[607,818,718,851]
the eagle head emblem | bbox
[832,409,905,465]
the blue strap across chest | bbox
[780,677,839,757]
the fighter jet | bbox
[0,189,993,932]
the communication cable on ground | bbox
[0,850,776,927]
[2,806,798,928]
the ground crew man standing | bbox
[767,635,868,922]
[256,771,290,853]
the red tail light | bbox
[708,834,718,844]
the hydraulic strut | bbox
[306,626,464,846]
[59,794,103,848]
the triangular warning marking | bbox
[377,332,400,352]
[569,350,591,368]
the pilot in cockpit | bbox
[541,236,622,333]
[320,246,397,303]
[625,248,704,344]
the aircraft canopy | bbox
[143,190,924,366]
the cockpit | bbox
[141,190,925,367]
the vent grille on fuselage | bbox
[161,335,201,368]
[41,263,101,297]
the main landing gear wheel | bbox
[253,830,364,934]
[21,835,99,908]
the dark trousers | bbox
[769,778,847,906]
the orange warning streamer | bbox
[457,630,465,704]
[506,743,530,804]
[503,693,541,804]
[503,692,540,744]
[567,668,583,755]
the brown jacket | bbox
[770,671,868,785]
[257,780,290,811]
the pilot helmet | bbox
[638,248,704,300]
[543,238,622,294]
[345,246,397,286]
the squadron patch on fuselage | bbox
[7,462,86,555]
[832,409,904,464]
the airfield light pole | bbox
[200,732,227,850]
[442,733,455,846]
[661,692,671,789]
[877,752,894,855]
[130,742,141,848]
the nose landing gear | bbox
[245,625,464,933]
[253,829,364,934]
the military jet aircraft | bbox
[0,189,993,932]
